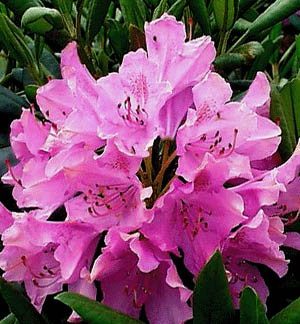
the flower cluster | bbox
[0,14,299,323]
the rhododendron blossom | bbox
[0,13,300,324]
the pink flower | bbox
[1,13,299,323]
[145,14,216,137]
[176,72,281,181]
[91,229,192,324]
[142,156,245,275]
[222,210,288,307]
[0,203,13,234]
[0,214,98,310]
[97,49,172,157]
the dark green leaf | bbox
[247,37,279,79]
[0,84,28,116]
[270,297,300,324]
[55,292,143,324]
[213,0,239,31]
[0,0,43,17]
[119,0,147,30]
[296,35,300,70]
[0,14,37,67]
[248,0,300,36]
[25,84,39,101]
[0,278,47,324]
[86,0,112,43]
[239,0,258,15]
[214,52,249,70]
[107,19,129,60]
[0,314,18,324]
[167,0,187,20]
[270,82,298,160]
[193,251,234,324]
[188,0,211,35]
[153,0,168,19]
[21,7,64,35]
[240,287,269,324]
[215,41,263,70]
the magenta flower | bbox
[1,13,299,323]
[91,229,192,324]
[0,213,98,310]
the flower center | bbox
[137,138,178,208]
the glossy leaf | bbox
[240,287,269,324]
[107,19,129,60]
[0,14,37,68]
[0,85,28,116]
[86,0,112,43]
[215,41,263,70]
[212,0,239,31]
[188,0,211,35]
[0,278,47,324]
[153,0,168,19]
[239,0,258,15]
[270,81,298,160]
[270,297,300,324]
[0,314,18,324]
[193,251,234,324]
[248,0,300,36]
[55,292,143,324]
[0,0,43,17]
[119,0,147,30]
[167,0,187,19]
[21,7,64,34]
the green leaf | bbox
[215,41,263,70]
[0,85,29,116]
[107,19,129,60]
[0,0,43,17]
[248,0,300,36]
[240,287,269,324]
[295,35,300,70]
[0,314,19,324]
[55,292,143,324]
[270,82,298,160]
[193,251,234,324]
[239,0,258,15]
[21,7,64,35]
[25,84,39,101]
[0,14,37,67]
[188,0,211,35]
[119,0,147,30]
[167,0,187,20]
[86,0,112,43]
[212,0,239,31]
[0,278,47,324]
[153,0,168,19]
[0,14,41,83]
[282,78,300,141]
[270,296,300,324]
[247,37,279,79]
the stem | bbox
[144,148,153,183]
[158,175,177,199]
[153,150,177,192]
[161,140,171,167]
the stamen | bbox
[5,160,23,187]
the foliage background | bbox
[0,0,300,323]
